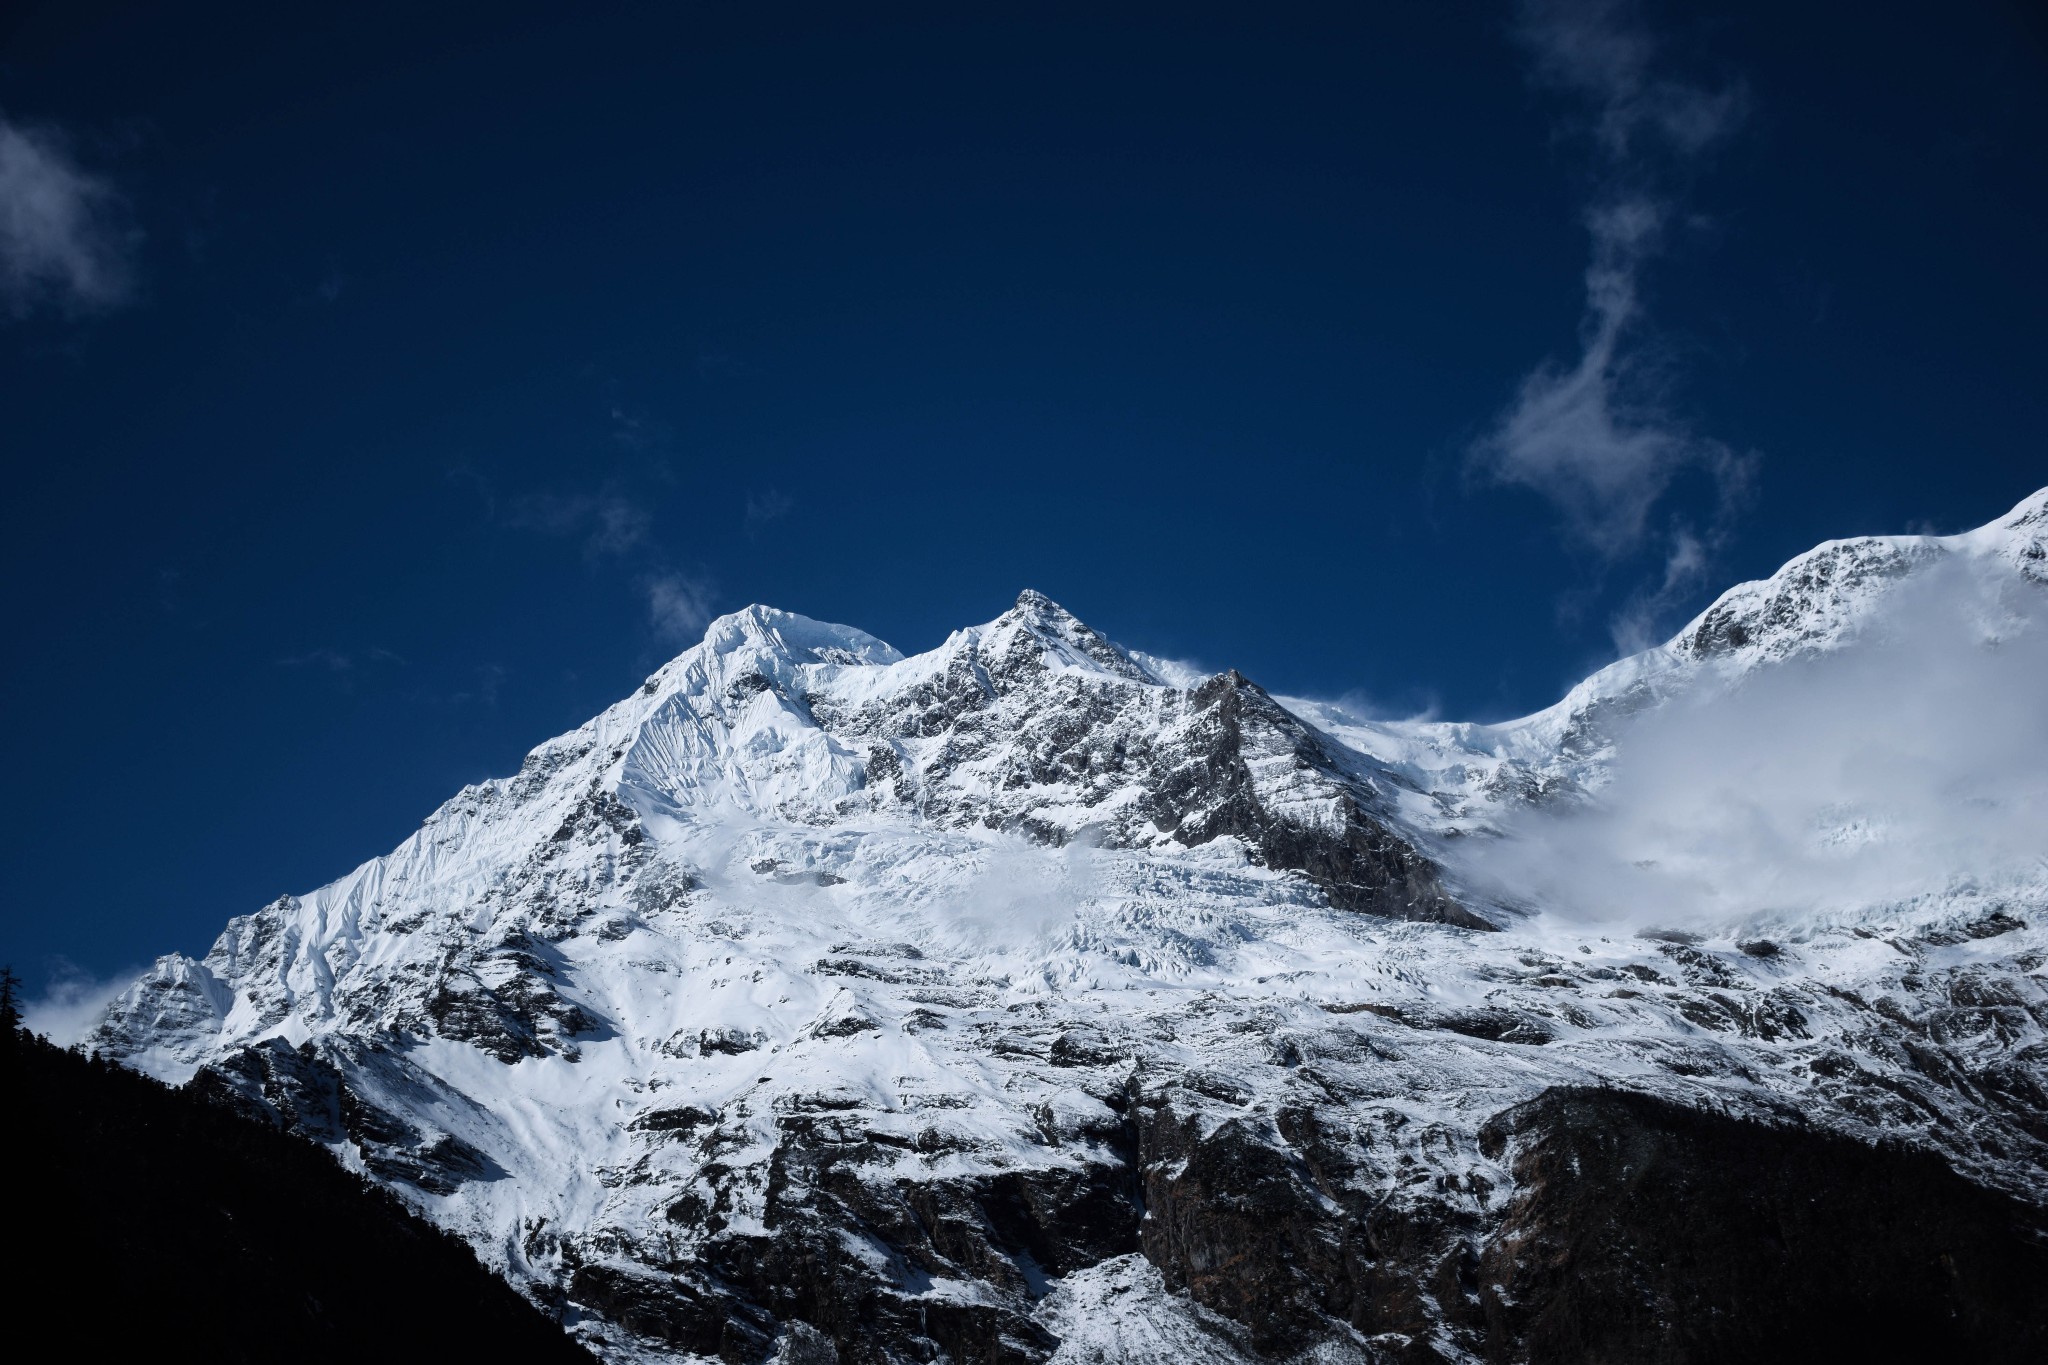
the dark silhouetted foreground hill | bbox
[0,1025,595,1364]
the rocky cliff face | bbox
[89,490,2048,1363]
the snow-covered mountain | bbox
[92,490,2048,1362]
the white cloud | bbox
[506,487,651,557]
[449,662,506,707]
[499,481,724,648]
[609,405,672,453]
[1474,1,1751,563]
[0,113,136,318]
[745,488,794,535]
[23,959,143,1047]
[646,571,717,643]
[1455,557,2048,931]
[275,646,405,691]
[1606,522,1709,654]
[1513,0,1746,159]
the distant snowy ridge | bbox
[1290,485,2048,826]
[90,488,2048,1364]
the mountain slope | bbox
[87,489,2048,1363]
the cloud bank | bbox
[1456,557,2048,932]
[0,113,136,318]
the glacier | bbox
[88,488,2048,1362]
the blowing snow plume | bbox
[1456,553,2048,934]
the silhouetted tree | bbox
[0,963,21,1035]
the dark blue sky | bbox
[3,1,2043,985]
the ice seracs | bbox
[89,489,2048,1364]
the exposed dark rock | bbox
[1330,1002,1553,1045]
[696,1025,768,1055]
[1475,1088,2048,1364]
[809,1014,879,1039]
[561,1092,1142,1365]
[424,932,610,1063]
[1682,539,1934,660]
[755,858,849,886]
[1921,910,2029,946]
[807,597,1484,929]
[1143,670,1484,928]
[564,1261,738,1358]
[631,1102,720,1137]
[1132,1081,2048,1364]
[1050,1028,1128,1068]
[192,1035,502,1195]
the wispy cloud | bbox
[278,647,356,673]
[0,113,137,318]
[152,566,193,618]
[609,404,674,453]
[1473,1,1752,563]
[1513,0,1745,159]
[1607,521,1708,654]
[480,467,730,652]
[445,461,498,520]
[277,645,404,670]
[505,486,651,557]
[276,646,405,693]
[448,662,506,707]
[645,571,718,643]
[23,959,144,1048]
[744,488,793,536]
[694,347,757,382]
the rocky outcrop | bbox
[815,593,1474,926]
[1147,670,1478,926]
[543,1071,2048,1364]
[193,1035,503,1195]
[1132,1082,2048,1364]
[547,1093,1142,1364]
[1475,1088,2048,1363]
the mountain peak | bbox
[634,605,903,699]
[986,588,1152,682]
[696,604,900,665]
